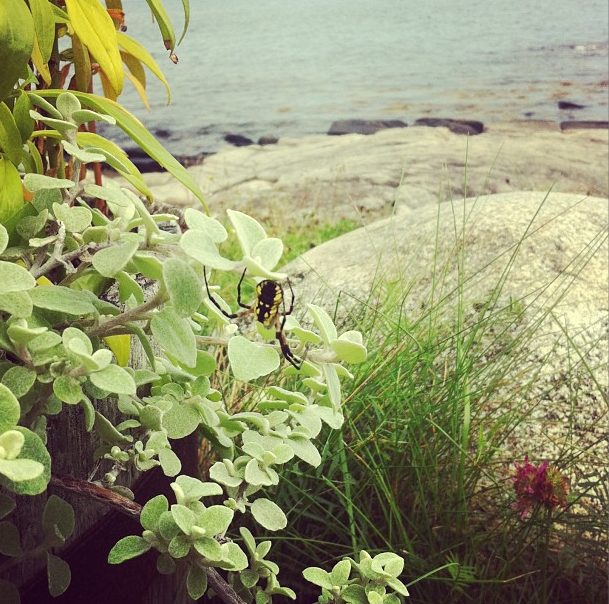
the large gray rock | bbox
[285,191,608,466]
[138,122,608,227]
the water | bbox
[104,0,608,156]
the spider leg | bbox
[284,278,296,316]
[236,268,251,310]
[203,267,240,319]
[275,313,302,369]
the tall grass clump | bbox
[211,195,607,603]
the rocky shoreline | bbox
[123,120,608,228]
[125,117,609,174]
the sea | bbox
[103,0,609,157]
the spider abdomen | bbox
[254,280,283,328]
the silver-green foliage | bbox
[0,92,410,602]
[303,551,410,604]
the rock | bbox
[558,100,586,110]
[328,119,407,136]
[258,136,279,145]
[285,191,608,465]
[224,133,254,147]
[155,128,172,139]
[414,118,484,135]
[560,120,609,131]
[124,147,164,173]
[110,122,608,225]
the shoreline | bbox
[121,120,608,230]
[123,118,609,174]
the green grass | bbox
[279,199,606,603]
[206,196,607,604]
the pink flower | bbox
[511,455,569,520]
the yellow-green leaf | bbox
[0,158,23,224]
[0,102,23,165]
[31,90,207,211]
[27,0,55,63]
[13,91,34,143]
[30,33,52,85]
[117,32,170,104]
[143,0,176,53]
[177,0,190,45]
[122,54,150,111]
[0,0,35,100]
[103,334,131,367]
[64,0,123,96]
[71,32,92,93]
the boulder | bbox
[558,100,586,110]
[285,191,608,465]
[224,133,254,147]
[560,120,609,131]
[414,117,484,135]
[258,136,279,146]
[328,119,407,135]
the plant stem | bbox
[87,292,165,337]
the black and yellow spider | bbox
[204,268,303,369]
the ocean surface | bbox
[103,0,609,157]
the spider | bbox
[203,268,303,369]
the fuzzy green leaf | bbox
[156,553,176,575]
[228,336,280,382]
[0,427,50,494]
[170,504,195,535]
[92,241,139,277]
[163,257,202,317]
[52,202,92,233]
[0,521,22,557]
[0,224,8,254]
[0,260,36,293]
[141,494,168,531]
[331,559,352,587]
[221,541,248,571]
[192,536,223,562]
[0,291,33,318]
[199,505,234,536]
[157,447,181,477]
[183,208,227,242]
[250,498,287,532]
[53,375,83,405]
[108,535,151,564]
[303,567,333,590]
[162,402,200,440]
[180,230,235,271]
[168,534,191,558]
[186,564,208,600]
[150,307,197,368]
[30,285,95,315]
[42,495,75,545]
[23,173,75,192]
[307,303,338,344]
[90,364,136,395]
[0,493,15,520]
[0,384,21,432]
[330,338,367,364]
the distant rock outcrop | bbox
[224,133,254,147]
[328,119,407,135]
[414,118,484,135]
[558,100,586,110]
